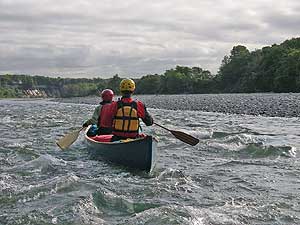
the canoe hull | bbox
[85,134,157,172]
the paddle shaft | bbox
[154,122,199,146]
[153,122,171,132]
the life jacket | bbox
[97,103,113,135]
[112,100,139,138]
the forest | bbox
[0,37,299,98]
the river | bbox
[0,94,299,225]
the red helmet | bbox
[101,89,114,101]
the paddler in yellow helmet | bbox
[109,78,153,141]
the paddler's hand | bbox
[82,122,89,127]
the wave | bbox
[92,188,160,217]
[237,144,297,158]
[206,133,297,158]
[7,154,67,175]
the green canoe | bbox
[85,128,157,173]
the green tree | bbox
[107,74,122,94]
[160,69,186,94]
[217,45,250,92]
[135,74,161,94]
[273,49,300,92]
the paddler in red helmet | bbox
[83,89,114,135]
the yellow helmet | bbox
[120,78,135,92]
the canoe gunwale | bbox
[84,125,149,145]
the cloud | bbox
[0,0,298,77]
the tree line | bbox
[216,37,300,93]
[1,37,299,98]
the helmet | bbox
[101,89,114,101]
[120,78,135,92]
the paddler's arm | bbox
[137,102,153,126]
[83,105,101,127]
[143,108,153,126]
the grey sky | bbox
[0,0,299,78]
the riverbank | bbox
[52,93,300,118]
[2,93,300,118]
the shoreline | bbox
[51,93,300,118]
[2,93,300,118]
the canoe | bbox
[84,127,157,172]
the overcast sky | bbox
[0,0,299,78]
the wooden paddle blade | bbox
[170,130,199,146]
[56,128,82,150]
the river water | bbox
[0,94,299,225]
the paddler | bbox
[83,89,114,135]
[110,78,153,141]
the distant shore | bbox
[2,93,300,118]
[50,93,300,118]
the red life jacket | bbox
[112,100,139,138]
[98,103,113,128]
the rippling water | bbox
[0,95,299,225]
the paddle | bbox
[56,127,85,150]
[154,122,199,146]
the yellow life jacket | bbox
[113,101,139,135]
